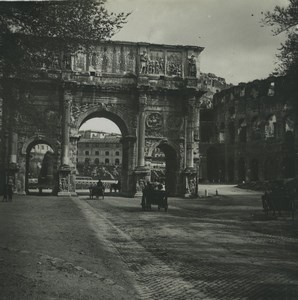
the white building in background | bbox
[77,130,122,165]
[31,144,53,155]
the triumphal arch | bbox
[0,39,206,197]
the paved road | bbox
[78,186,298,300]
[1,185,297,299]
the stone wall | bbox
[201,76,298,184]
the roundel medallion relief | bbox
[146,113,163,129]
[167,114,183,130]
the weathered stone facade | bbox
[0,39,205,197]
[200,76,298,184]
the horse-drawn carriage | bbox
[89,181,105,200]
[261,178,297,220]
[142,183,168,211]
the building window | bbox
[238,119,247,143]
[105,158,109,165]
[85,158,90,164]
[105,151,109,156]
[251,116,262,140]
[94,158,99,165]
[85,143,89,148]
[95,151,99,155]
[85,151,89,155]
[115,158,120,165]
[265,115,277,139]
[219,122,225,143]
[115,151,120,156]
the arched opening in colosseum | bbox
[238,157,246,183]
[264,158,277,181]
[250,159,259,181]
[206,147,219,183]
[283,131,296,178]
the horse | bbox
[89,185,104,200]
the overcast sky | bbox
[107,0,288,85]
[83,0,288,132]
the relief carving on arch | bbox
[145,139,157,157]
[71,101,134,135]
[145,112,163,137]
[179,142,185,169]
[146,112,162,129]
[167,114,183,130]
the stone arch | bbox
[147,139,180,196]
[264,114,277,139]
[74,107,135,196]
[219,121,225,143]
[21,135,59,155]
[284,115,294,133]
[238,157,246,183]
[264,158,277,181]
[157,141,179,196]
[21,137,58,195]
[238,119,247,143]
[283,131,295,178]
[227,158,234,182]
[206,147,219,182]
[76,108,130,137]
[250,159,259,181]
[251,116,262,140]
[228,121,235,144]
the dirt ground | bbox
[1,187,297,299]
[0,196,138,300]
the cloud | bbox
[107,0,288,84]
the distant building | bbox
[77,130,122,165]
[200,72,233,94]
[31,144,53,156]
[29,144,54,178]
[199,76,297,183]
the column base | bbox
[183,167,197,198]
[58,164,71,196]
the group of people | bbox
[88,179,121,200]
[141,181,168,211]
[89,179,105,200]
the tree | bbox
[0,0,130,75]
[263,0,298,77]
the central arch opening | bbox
[147,142,178,196]
[76,114,127,195]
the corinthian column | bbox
[58,84,72,196]
[61,89,72,166]
[134,92,150,196]
[137,94,147,167]
[186,97,196,169]
[183,96,197,197]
